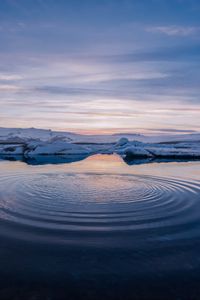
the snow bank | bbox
[146,147,200,158]
[121,146,153,158]
[114,140,200,159]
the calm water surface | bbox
[0,155,200,299]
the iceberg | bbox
[0,127,200,161]
[25,141,92,156]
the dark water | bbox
[1,155,200,299]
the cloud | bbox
[0,74,22,81]
[146,25,200,37]
[0,84,21,91]
[0,0,200,132]
[146,128,197,133]
[97,44,200,64]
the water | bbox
[0,155,200,299]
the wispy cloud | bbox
[146,25,200,37]
[0,84,22,91]
[0,74,23,81]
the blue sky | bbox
[0,0,200,134]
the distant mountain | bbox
[0,127,200,144]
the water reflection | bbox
[1,153,200,166]
[123,156,200,165]
[0,154,89,165]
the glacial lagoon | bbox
[1,154,200,299]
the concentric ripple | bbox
[0,170,200,246]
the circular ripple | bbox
[0,172,200,245]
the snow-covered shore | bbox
[0,127,200,160]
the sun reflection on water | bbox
[1,154,200,181]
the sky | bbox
[0,0,200,134]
